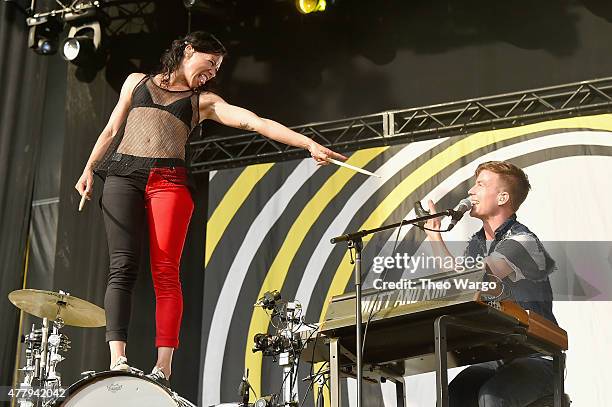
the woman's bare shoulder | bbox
[122,73,147,92]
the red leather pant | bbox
[101,167,193,348]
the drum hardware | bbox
[173,394,198,407]
[252,291,321,407]
[48,371,197,406]
[46,318,71,382]
[15,316,72,407]
[254,395,276,407]
[10,289,198,406]
[238,368,254,406]
[128,366,143,374]
[9,289,102,407]
[8,289,106,328]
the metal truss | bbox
[188,77,612,173]
[24,0,157,41]
[101,1,156,36]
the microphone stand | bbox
[330,210,454,407]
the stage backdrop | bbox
[201,113,612,407]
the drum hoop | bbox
[51,370,177,406]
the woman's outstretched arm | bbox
[200,92,347,165]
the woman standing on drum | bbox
[74,31,347,386]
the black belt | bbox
[111,152,186,168]
[152,157,186,168]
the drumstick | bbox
[325,157,382,178]
[78,194,87,212]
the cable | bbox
[299,361,328,407]
[418,225,454,232]
[315,382,324,407]
[361,218,407,359]
[255,296,326,406]
[286,329,298,399]
[307,330,321,399]
[289,319,320,397]
[360,212,460,356]
[277,369,292,403]
[272,301,316,403]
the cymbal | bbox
[9,289,106,327]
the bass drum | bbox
[53,371,195,407]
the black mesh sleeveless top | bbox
[95,75,200,178]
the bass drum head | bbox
[56,371,180,407]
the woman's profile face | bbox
[182,45,223,89]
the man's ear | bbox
[497,191,510,206]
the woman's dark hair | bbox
[159,31,227,89]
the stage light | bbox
[33,36,57,55]
[60,21,102,65]
[61,36,95,63]
[27,15,62,55]
[295,0,326,14]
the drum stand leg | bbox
[330,338,341,407]
[434,316,449,407]
[279,351,298,406]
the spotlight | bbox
[61,36,95,63]
[295,0,327,14]
[27,16,62,55]
[60,21,102,65]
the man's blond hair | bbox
[475,161,531,211]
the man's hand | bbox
[424,199,443,241]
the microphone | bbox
[447,198,472,231]
[255,290,281,310]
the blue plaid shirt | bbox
[464,214,557,324]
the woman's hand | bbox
[75,168,94,201]
[307,142,348,166]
